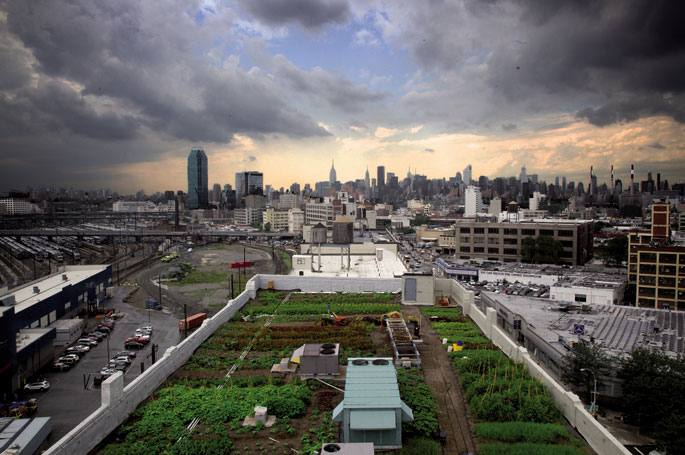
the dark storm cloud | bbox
[576,95,685,127]
[388,0,685,127]
[1,0,329,146]
[239,0,350,29]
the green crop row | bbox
[423,309,589,454]
[420,306,465,321]
[242,302,400,317]
[397,368,439,438]
[101,383,311,455]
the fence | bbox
[43,275,400,455]
[446,279,631,455]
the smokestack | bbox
[630,164,635,194]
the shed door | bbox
[404,278,417,301]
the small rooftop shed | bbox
[332,358,413,449]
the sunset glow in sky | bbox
[0,1,683,191]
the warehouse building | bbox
[417,218,594,265]
[0,265,112,397]
[332,358,413,449]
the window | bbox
[473,247,485,253]
[503,248,518,255]
[460,227,471,233]
[540,229,554,236]
[575,294,587,303]
[487,228,500,234]
[473,227,485,234]
[473,237,485,244]
[503,238,518,245]
[504,228,518,235]
[558,230,573,237]
[488,247,499,254]
[460,246,470,253]
[521,229,535,236]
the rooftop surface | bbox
[16,328,55,352]
[332,358,413,424]
[1,265,108,313]
[294,254,406,278]
[484,293,685,357]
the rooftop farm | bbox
[421,306,592,455]
[99,291,441,454]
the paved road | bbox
[28,287,180,446]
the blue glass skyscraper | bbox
[187,148,208,209]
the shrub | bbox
[479,442,584,455]
[475,422,570,444]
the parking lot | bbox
[27,287,181,445]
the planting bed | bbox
[99,291,440,454]
[422,305,591,455]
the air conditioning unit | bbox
[62,274,68,281]
[33,286,40,294]
[0,295,16,306]
[320,443,374,455]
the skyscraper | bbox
[235,171,264,206]
[364,167,370,189]
[376,165,385,200]
[463,164,472,185]
[464,185,483,217]
[519,165,527,185]
[187,148,208,209]
[329,159,337,185]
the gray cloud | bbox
[576,95,685,127]
[2,0,329,146]
[501,123,517,131]
[239,0,350,29]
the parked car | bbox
[24,380,50,392]
[114,351,136,359]
[141,325,153,334]
[72,344,90,353]
[58,355,79,365]
[52,362,71,371]
[99,367,117,376]
[95,325,111,333]
[124,340,145,350]
[111,356,131,365]
[65,347,85,356]
[89,331,107,340]
[126,336,150,345]
[107,361,128,371]
[77,338,98,346]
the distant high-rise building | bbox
[329,160,337,185]
[561,176,567,194]
[463,164,472,185]
[290,183,301,194]
[211,183,222,205]
[364,167,370,188]
[235,171,264,205]
[187,148,208,209]
[519,165,527,186]
[464,185,483,217]
[376,165,385,199]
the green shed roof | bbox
[332,358,413,423]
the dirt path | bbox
[405,307,477,455]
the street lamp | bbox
[580,368,598,416]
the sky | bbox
[0,0,684,193]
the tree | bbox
[604,236,627,267]
[411,214,431,226]
[263,222,271,232]
[562,340,612,398]
[521,237,537,263]
[536,236,564,264]
[618,349,685,433]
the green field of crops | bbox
[422,306,590,455]
[100,291,436,455]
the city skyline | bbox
[0,1,683,191]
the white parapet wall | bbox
[43,274,401,455]
[448,280,631,455]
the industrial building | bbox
[263,207,289,231]
[332,358,413,449]
[417,218,594,265]
[627,202,685,310]
[0,265,112,397]
[480,292,685,397]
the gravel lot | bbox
[28,287,180,446]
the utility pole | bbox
[158,272,162,308]
[183,304,188,339]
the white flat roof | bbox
[16,328,54,352]
[2,265,108,313]
[293,254,407,278]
